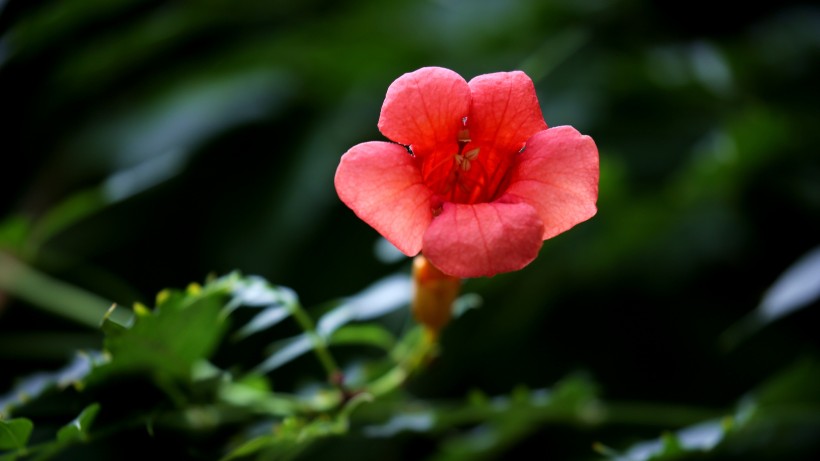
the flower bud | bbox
[411,255,461,335]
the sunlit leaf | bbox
[56,403,101,443]
[316,273,411,338]
[723,245,820,348]
[757,245,820,323]
[227,275,298,312]
[452,293,482,318]
[363,411,435,437]
[605,361,820,461]
[0,352,102,417]
[234,305,291,340]
[0,418,33,451]
[255,335,313,374]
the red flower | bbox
[335,67,599,278]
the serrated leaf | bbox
[0,418,33,451]
[56,403,100,443]
[99,304,132,337]
[88,288,228,383]
[328,324,396,351]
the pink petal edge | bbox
[467,71,547,153]
[505,126,600,240]
[378,67,470,154]
[335,141,433,256]
[422,199,545,278]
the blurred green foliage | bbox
[1,0,819,459]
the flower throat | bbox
[420,124,515,206]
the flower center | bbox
[419,127,514,205]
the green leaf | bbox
[227,275,298,312]
[99,304,132,337]
[28,189,107,249]
[328,324,396,351]
[0,252,119,328]
[220,413,350,461]
[657,431,684,457]
[255,335,313,374]
[87,285,229,383]
[0,216,30,253]
[233,305,291,340]
[226,275,301,340]
[548,374,600,415]
[56,403,101,443]
[608,419,727,461]
[0,418,33,451]
[0,352,101,417]
[218,374,305,416]
[723,246,820,348]
[753,359,820,407]
[316,273,411,338]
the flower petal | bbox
[467,71,547,153]
[335,141,433,255]
[378,67,470,155]
[505,126,599,240]
[422,199,545,278]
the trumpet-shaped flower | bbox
[335,67,599,277]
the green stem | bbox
[0,251,131,328]
[366,366,408,398]
[287,301,341,381]
[364,326,437,398]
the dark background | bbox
[1,0,819,459]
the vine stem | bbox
[364,326,437,398]
[287,301,341,383]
